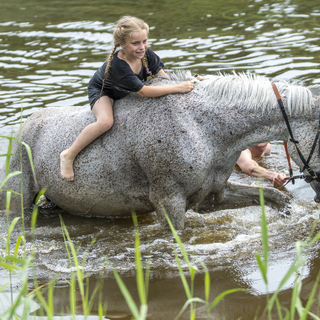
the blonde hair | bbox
[100,16,150,96]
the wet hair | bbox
[100,16,150,96]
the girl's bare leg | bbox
[60,96,114,181]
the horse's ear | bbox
[308,85,320,97]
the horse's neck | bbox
[230,108,287,149]
[204,101,313,153]
[194,74,316,140]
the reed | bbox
[60,216,102,319]
[256,183,320,320]
[162,204,246,320]
[0,131,34,319]
[109,212,149,320]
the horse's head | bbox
[287,84,320,202]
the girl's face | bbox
[121,29,148,60]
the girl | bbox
[60,16,195,181]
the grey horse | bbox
[1,72,320,229]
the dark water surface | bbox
[1,0,320,319]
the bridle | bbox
[271,82,320,186]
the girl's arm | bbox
[137,81,194,97]
[137,69,194,98]
[154,69,169,78]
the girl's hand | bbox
[176,81,195,93]
[273,173,289,188]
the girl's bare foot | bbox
[60,150,75,181]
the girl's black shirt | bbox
[88,47,164,106]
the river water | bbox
[1,0,320,319]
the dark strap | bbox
[304,129,320,170]
[272,82,320,182]
[271,83,299,144]
[271,83,294,183]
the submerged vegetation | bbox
[0,131,320,319]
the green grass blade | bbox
[132,213,147,305]
[268,257,306,310]
[140,304,148,320]
[34,188,47,207]
[5,217,20,258]
[144,257,151,301]
[112,268,140,319]
[205,272,210,303]
[0,153,17,157]
[98,299,105,320]
[299,271,320,320]
[200,263,210,303]
[0,135,20,141]
[60,216,91,316]
[0,262,23,271]
[31,206,38,236]
[308,230,320,246]
[69,272,76,319]
[306,311,320,320]
[21,141,37,184]
[0,171,22,190]
[208,288,247,310]
[4,280,28,320]
[172,245,192,299]
[163,209,191,267]
[255,253,267,284]
[275,296,287,320]
[259,186,268,273]
[292,278,303,319]
[3,255,29,265]
[173,297,205,320]
[0,282,10,291]
[35,286,54,319]
[5,135,13,176]
[88,281,102,316]
[13,236,23,265]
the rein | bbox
[271,82,320,185]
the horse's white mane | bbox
[166,70,314,116]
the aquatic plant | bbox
[109,212,150,320]
[162,205,246,320]
[256,184,320,320]
[0,122,29,318]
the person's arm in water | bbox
[137,69,194,97]
[236,148,288,187]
